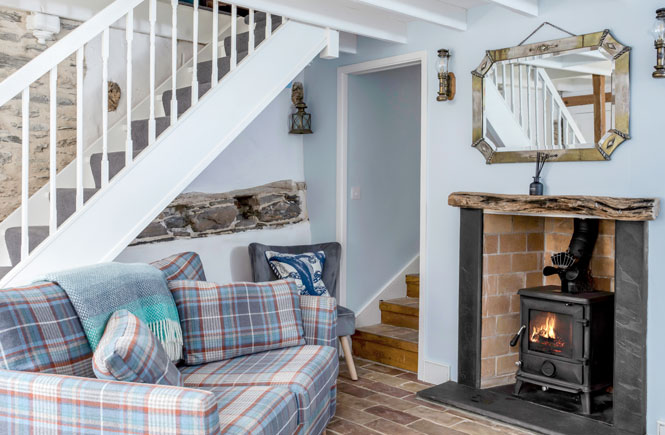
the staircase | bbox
[352,273,420,372]
[0,0,332,286]
[485,63,586,149]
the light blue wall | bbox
[344,66,420,312]
[303,0,665,432]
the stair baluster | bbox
[21,88,29,261]
[211,0,218,87]
[148,0,157,145]
[191,0,199,106]
[76,48,84,210]
[126,10,134,166]
[49,67,57,236]
[266,13,272,38]
[248,9,255,54]
[230,5,237,70]
[101,28,110,187]
[170,0,178,126]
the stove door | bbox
[520,297,585,384]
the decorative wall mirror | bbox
[472,30,630,163]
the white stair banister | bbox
[148,0,157,145]
[21,88,29,261]
[126,9,134,166]
[266,13,272,38]
[76,47,84,210]
[170,0,178,126]
[101,28,110,187]
[49,67,57,235]
[249,9,255,54]
[191,0,199,106]
[211,0,218,86]
[230,5,237,70]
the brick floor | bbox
[328,358,537,435]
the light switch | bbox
[351,186,361,200]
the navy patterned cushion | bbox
[265,251,330,297]
[93,310,182,386]
[169,279,306,365]
[0,282,93,377]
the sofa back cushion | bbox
[169,279,305,365]
[93,310,183,386]
[150,252,207,281]
[0,282,93,377]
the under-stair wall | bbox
[0,0,333,286]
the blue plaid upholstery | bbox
[300,295,337,347]
[0,282,93,377]
[209,386,298,434]
[151,251,207,281]
[169,279,305,365]
[180,345,338,434]
[0,369,221,434]
[93,310,183,386]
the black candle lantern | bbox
[289,82,312,134]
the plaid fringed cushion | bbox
[0,282,93,377]
[169,279,306,365]
[151,252,207,281]
[93,310,182,386]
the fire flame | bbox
[530,313,557,342]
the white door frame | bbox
[336,51,429,378]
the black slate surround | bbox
[418,209,648,435]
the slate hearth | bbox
[418,193,657,435]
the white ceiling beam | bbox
[485,0,539,16]
[229,0,408,43]
[351,0,467,31]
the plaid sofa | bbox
[0,252,338,434]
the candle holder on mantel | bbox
[529,152,549,195]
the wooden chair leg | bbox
[339,335,358,381]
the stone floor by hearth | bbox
[328,357,537,434]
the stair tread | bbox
[0,266,11,280]
[5,226,50,266]
[405,274,419,281]
[354,324,419,352]
[380,297,419,315]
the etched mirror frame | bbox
[472,30,630,164]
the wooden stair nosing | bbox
[352,327,418,353]
[379,298,419,316]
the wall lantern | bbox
[289,82,312,134]
[653,8,665,78]
[436,49,456,101]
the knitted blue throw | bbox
[43,262,183,361]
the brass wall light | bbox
[289,82,312,134]
[436,49,456,101]
[653,8,665,78]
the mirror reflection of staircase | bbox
[352,273,419,372]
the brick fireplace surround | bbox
[418,192,659,435]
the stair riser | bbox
[352,339,418,372]
[407,282,419,298]
[381,311,419,330]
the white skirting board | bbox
[354,255,419,328]
[420,359,451,385]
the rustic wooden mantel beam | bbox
[448,192,660,221]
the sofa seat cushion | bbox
[0,282,93,377]
[93,310,182,386]
[208,386,298,434]
[181,345,338,430]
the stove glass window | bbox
[528,310,573,358]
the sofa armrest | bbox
[300,295,337,348]
[0,369,220,434]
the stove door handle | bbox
[510,325,527,347]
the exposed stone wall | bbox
[0,7,80,221]
[131,180,307,245]
[480,214,616,389]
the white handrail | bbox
[0,0,144,108]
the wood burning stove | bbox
[512,286,614,414]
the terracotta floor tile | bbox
[405,405,465,427]
[396,372,420,382]
[365,363,408,376]
[399,381,430,393]
[364,370,415,388]
[327,418,381,434]
[366,380,412,398]
[451,421,508,435]
[337,382,374,398]
[365,393,418,411]
[364,418,423,435]
[337,392,377,410]
[334,405,377,425]
[402,394,449,411]
[365,405,420,425]
[407,419,467,435]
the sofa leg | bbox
[339,336,358,381]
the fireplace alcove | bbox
[417,192,659,435]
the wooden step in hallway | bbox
[352,274,420,372]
